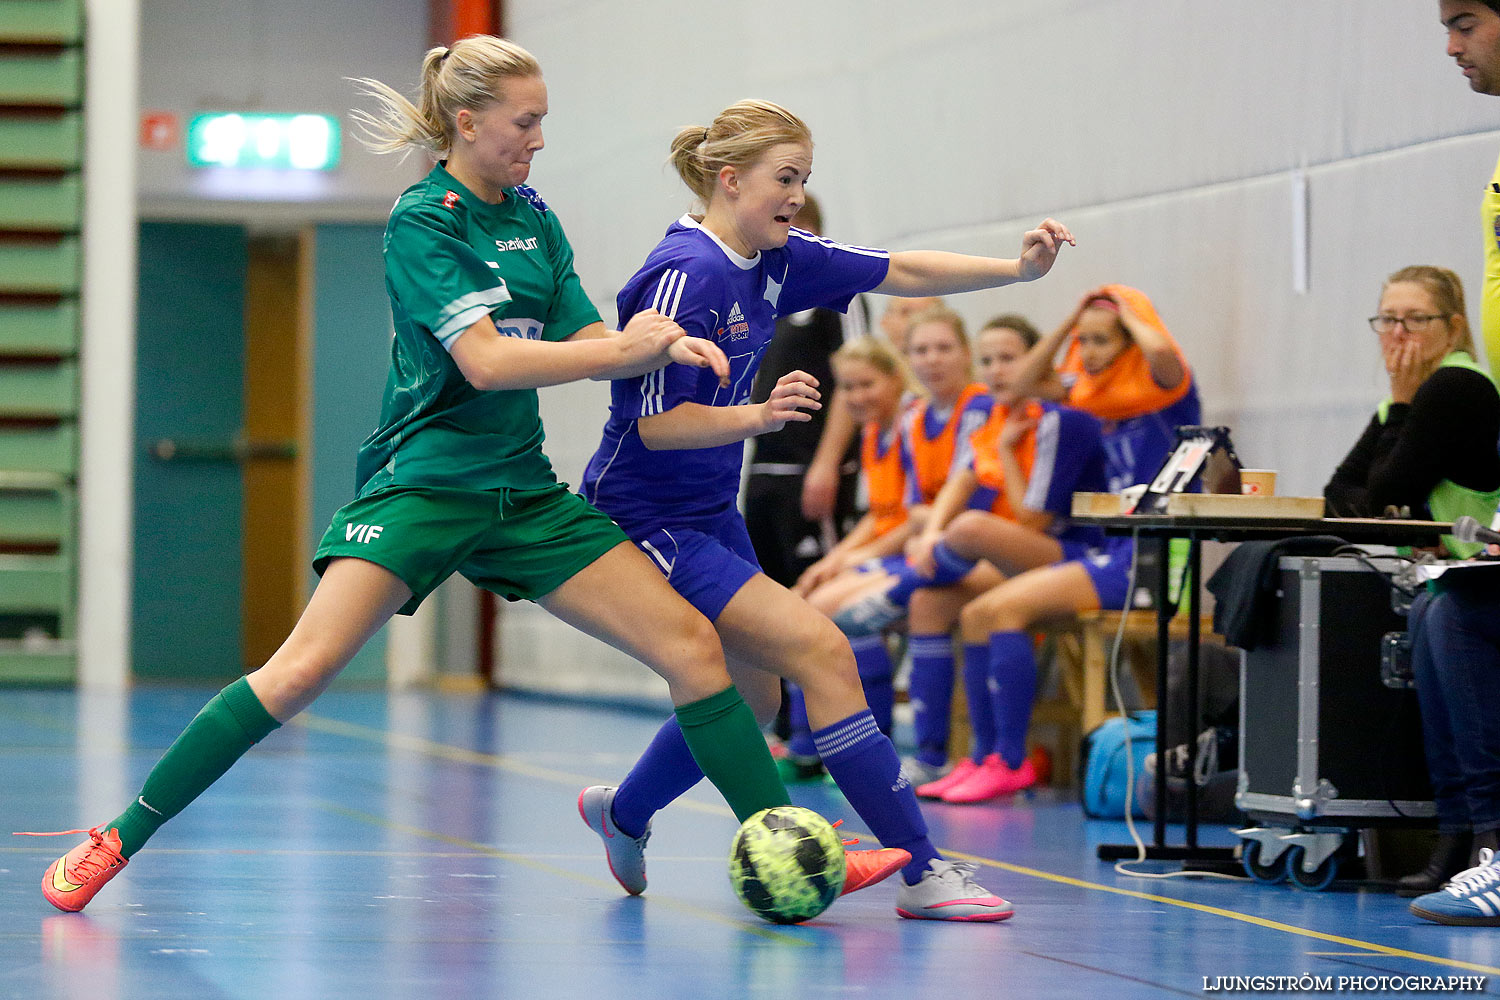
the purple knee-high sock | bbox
[813,709,941,884]
[962,642,996,761]
[907,633,954,768]
[850,635,894,734]
[611,718,704,838]
[988,630,1038,769]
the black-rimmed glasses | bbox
[1367,314,1446,335]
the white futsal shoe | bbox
[895,859,1014,921]
[578,785,650,896]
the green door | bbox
[310,223,393,682]
[132,222,247,680]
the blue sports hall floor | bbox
[2,688,1498,1000]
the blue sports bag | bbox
[1079,711,1156,819]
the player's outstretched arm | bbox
[637,370,821,450]
[874,219,1075,296]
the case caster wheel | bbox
[1284,845,1339,891]
[1242,839,1288,884]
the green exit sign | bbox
[186,113,341,170]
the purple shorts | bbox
[1068,535,1135,611]
[630,513,763,621]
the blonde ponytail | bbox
[669,125,716,203]
[351,35,541,159]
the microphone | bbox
[1452,515,1500,546]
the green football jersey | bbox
[354,163,602,494]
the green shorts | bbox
[312,483,627,615]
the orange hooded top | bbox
[1058,284,1191,422]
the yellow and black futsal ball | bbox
[728,806,846,923]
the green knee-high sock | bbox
[107,676,281,857]
[674,685,790,823]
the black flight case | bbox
[1233,555,1434,890]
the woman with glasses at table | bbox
[1323,265,1500,900]
[1323,265,1500,550]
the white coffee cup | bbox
[1240,469,1277,496]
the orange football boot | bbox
[841,848,911,896]
[17,827,129,912]
[830,820,910,896]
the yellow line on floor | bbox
[298,712,1497,975]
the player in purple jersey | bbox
[578,98,1074,921]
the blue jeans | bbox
[1410,583,1500,834]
